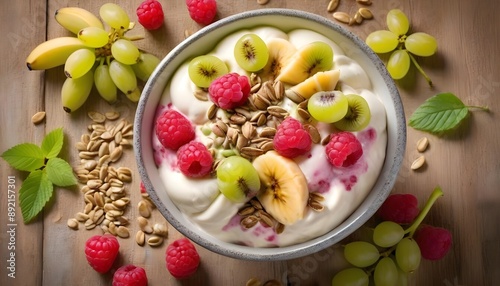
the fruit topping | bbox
[253,151,309,225]
[286,69,340,100]
[136,0,165,30]
[166,238,200,279]
[208,73,251,109]
[376,193,419,224]
[112,264,148,286]
[234,33,270,72]
[186,0,217,26]
[84,234,120,273]
[177,141,213,178]
[155,109,195,150]
[259,38,297,81]
[414,225,452,261]
[307,91,349,123]
[334,94,371,131]
[273,117,312,158]
[188,55,228,88]
[325,132,363,167]
[276,41,334,85]
[216,156,261,203]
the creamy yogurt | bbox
[152,27,387,247]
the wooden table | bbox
[1,0,499,285]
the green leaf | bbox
[19,170,54,223]
[409,92,469,133]
[1,143,45,172]
[41,128,64,158]
[46,157,77,187]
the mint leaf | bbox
[41,128,64,158]
[1,143,45,172]
[46,157,77,187]
[408,92,469,133]
[19,170,54,223]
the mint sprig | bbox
[409,92,489,133]
[1,128,77,223]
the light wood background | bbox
[1,0,499,285]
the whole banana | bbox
[26,37,87,70]
[55,7,103,34]
[61,69,94,113]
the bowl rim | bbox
[134,8,406,261]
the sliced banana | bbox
[253,151,309,225]
[288,69,340,99]
[259,38,297,82]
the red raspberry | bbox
[273,117,312,158]
[84,234,120,273]
[377,193,419,224]
[137,0,164,30]
[112,264,148,286]
[325,132,363,167]
[156,109,195,150]
[166,238,200,279]
[414,225,452,260]
[177,141,213,178]
[140,181,146,193]
[208,73,250,109]
[186,0,217,25]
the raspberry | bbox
[208,73,251,109]
[325,132,363,167]
[414,225,452,260]
[377,193,419,224]
[140,181,146,193]
[84,234,120,273]
[273,117,312,158]
[112,264,148,286]
[166,238,200,279]
[155,109,195,150]
[177,141,213,178]
[136,0,164,30]
[186,0,217,25]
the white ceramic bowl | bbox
[134,9,406,261]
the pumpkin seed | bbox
[417,137,429,152]
[411,155,426,170]
[333,12,351,24]
[31,111,46,125]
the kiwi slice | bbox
[188,55,228,88]
[234,33,270,72]
[334,94,371,131]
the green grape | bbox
[132,53,161,82]
[405,32,438,57]
[234,33,269,72]
[108,60,137,95]
[373,221,405,248]
[61,69,94,113]
[387,50,410,80]
[373,257,398,286]
[397,265,408,286]
[395,237,421,273]
[386,9,410,36]
[307,91,349,123]
[111,39,140,65]
[331,268,369,286]
[216,156,261,203]
[64,48,95,79]
[366,30,399,53]
[94,64,117,104]
[78,26,109,48]
[99,3,130,30]
[344,241,380,268]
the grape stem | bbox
[404,187,444,237]
[408,52,433,87]
[123,35,145,41]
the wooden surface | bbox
[1,0,499,285]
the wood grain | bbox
[0,0,499,285]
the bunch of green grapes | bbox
[62,4,160,112]
[332,187,449,286]
[366,9,437,85]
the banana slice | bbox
[259,38,297,82]
[253,151,309,225]
[287,69,340,100]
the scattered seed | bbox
[105,111,120,120]
[257,0,269,5]
[411,155,426,170]
[135,230,146,246]
[327,0,339,12]
[31,111,46,125]
[354,12,363,24]
[138,200,151,218]
[333,12,351,24]
[153,223,168,237]
[116,226,130,238]
[147,235,164,247]
[88,111,106,123]
[416,137,429,152]
[356,0,372,5]
[67,218,79,230]
[358,7,373,19]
